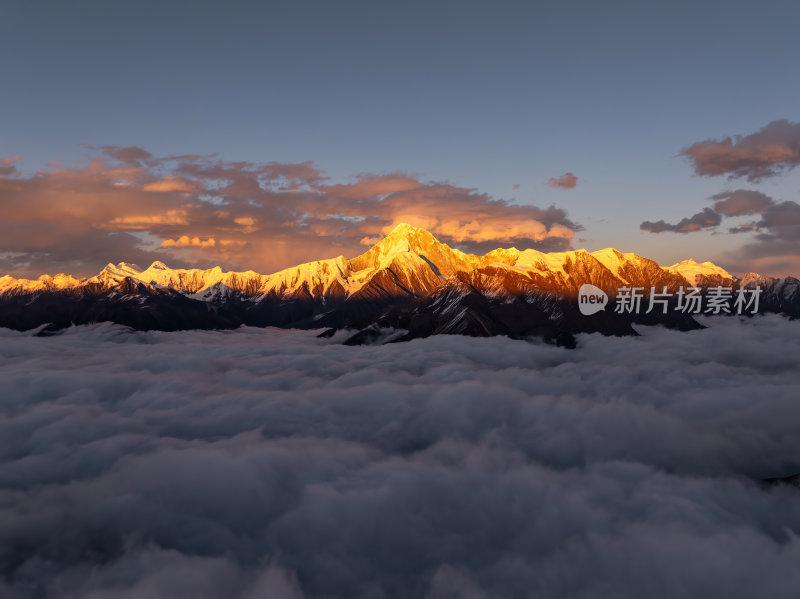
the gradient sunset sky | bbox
[2,0,800,277]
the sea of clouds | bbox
[1,316,800,598]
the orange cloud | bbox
[0,148,581,277]
[160,236,217,249]
[143,177,199,193]
[385,218,555,244]
[103,210,189,231]
[323,174,422,199]
[229,216,259,234]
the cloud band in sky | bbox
[0,148,580,277]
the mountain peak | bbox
[383,222,437,243]
[371,223,440,255]
[348,223,476,278]
[667,257,732,285]
[388,222,418,235]
[741,272,763,286]
[101,262,142,278]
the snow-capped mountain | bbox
[0,223,733,297]
[0,223,796,344]
[666,258,733,286]
[0,273,83,296]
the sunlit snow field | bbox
[2,315,800,598]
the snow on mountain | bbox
[0,273,83,295]
[350,223,480,276]
[740,272,764,287]
[258,256,349,299]
[589,248,642,283]
[2,223,799,341]
[0,223,757,303]
[101,262,143,279]
[187,282,239,303]
[667,258,732,286]
[769,277,800,303]
[253,224,475,301]
[83,261,264,294]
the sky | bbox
[2,0,800,277]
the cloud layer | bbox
[0,149,579,277]
[680,119,800,181]
[2,317,800,598]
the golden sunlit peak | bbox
[385,222,444,243]
[101,262,142,277]
[388,222,418,234]
[382,222,433,241]
[371,223,442,254]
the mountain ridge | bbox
[0,223,741,296]
[1,223,797,345]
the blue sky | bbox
[2,0,800,275]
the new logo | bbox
[578,284,608,316]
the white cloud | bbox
[1,317,800,598]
